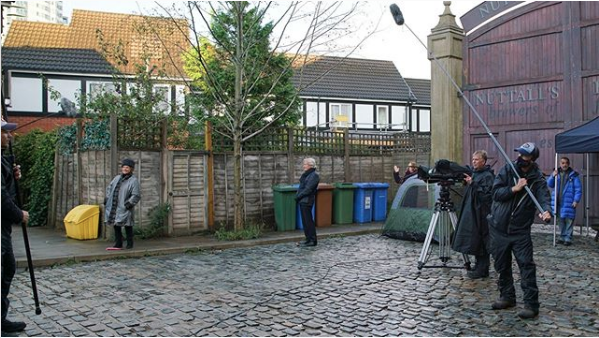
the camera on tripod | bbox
[417,159,472,184]
[416,159,472,270]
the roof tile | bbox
[292,55,427,103]
[3,9,188,76]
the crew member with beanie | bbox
[487,142,552,319]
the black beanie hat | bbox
[121,158,135,169]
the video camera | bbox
[417,159,472,184]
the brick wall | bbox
[9,115,76,134]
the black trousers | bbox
[490,227,539,309]
[474,253,490,272]
[114,226,133,247]
[299,204,317,243]
[1,233,16,322]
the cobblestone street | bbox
[6,231,599,337]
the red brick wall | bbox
[9,115,76,134]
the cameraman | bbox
[487,142,551,320]
[452,150,494,279]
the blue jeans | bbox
[558,217,574,243]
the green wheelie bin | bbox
[272,184,298,231]
[332,183,356,224]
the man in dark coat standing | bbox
[487,142,552,320]
[296,158,320,247]
[1,119,28,333]
[452,150,494,279]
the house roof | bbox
[1,47,117,74]
[3,9,189,77]
[404,78,431,105]
[291,55,423,103]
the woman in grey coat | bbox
[105,158,140,250]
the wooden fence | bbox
[50,119,430,236]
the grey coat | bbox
[104,174,140,227]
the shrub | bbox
[13,129,58,227]
[134,203,171,239]
[214,222,263,241]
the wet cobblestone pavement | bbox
[5,230,599,337]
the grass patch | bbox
[214,222,264,241]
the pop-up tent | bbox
[382,176,464,241]
[553,116,599,243]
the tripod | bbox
[417,181,471,270]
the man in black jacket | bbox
[1,119,28,333]
[452,150,494,279]
[487,142,551,319]
[296,158,320,247]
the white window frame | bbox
[391,105,408,130]
[330,103,352,128]
[48,78,81,114]
[87,81,117,100]
[10,77,43,112]
[153,84,171,115]
[376,105,389,130]
[175,85,186,116]
[419,108,431,132]
[355,104,373,129]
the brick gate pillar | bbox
[428,1,465,164]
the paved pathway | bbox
[5,229,599,337]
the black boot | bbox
[467,254,490,279]
[113,226,123,248]
[517,306,539,319]
[125,226,133,249]
[492,298,516,310]
[1,320,26,333]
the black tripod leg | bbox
[418,211,440,269]
[21,222,42,314]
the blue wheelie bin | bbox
[371,182,390,221]
[353,183,376,223]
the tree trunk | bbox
[233,133,244,231]
[233,2,245,231]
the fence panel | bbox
[168,151,208,235]
[51,124,430,233]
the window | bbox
[391,105,407,130]
[153,85,171,114]
[175,85,186,116]
[88,81,117,100]
[355,104,373,129]
[304,101,327,128]
[377,105,389,129]
[330,103,352,128]
[411,109,418,132]
[410,107,431,132]
[10,77,43,112]
[419,109,431,132]
[48,79,81,114]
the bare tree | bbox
[147,1,382,230]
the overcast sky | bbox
[61,1,484,79]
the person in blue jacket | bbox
[547,157,582,246]
[296,158,320,247]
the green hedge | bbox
[13,129,58,227]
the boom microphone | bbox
[389,2,548,216]
[389,4,405,25]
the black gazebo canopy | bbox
[555,117,599,153]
